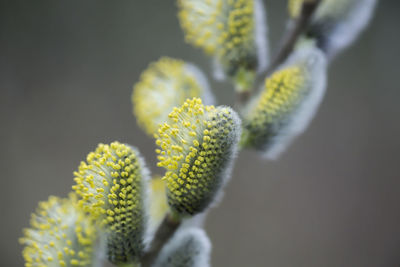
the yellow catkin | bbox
[177,0,257,77]
[242,66,307,148]
[288,0,303,18]
[72,141,147,264]
[20,194,96,267]
[149,176,169,229]
[155,98,241,216]
[132,57,206,136]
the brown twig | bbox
[140,213,181,267]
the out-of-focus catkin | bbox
[177,0,269,91]
[242,45,327,159]
[132,57,214,136]
[20,194,97,267]
[148,176,169,234]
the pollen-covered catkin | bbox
[242,45,327,159]
[132,57,214,136]
[72,141,149,264]
[177,0,268,90]
[155,98,241,216]
[288,0,377,58]
[19,194,97,267]
[152,228,211,267]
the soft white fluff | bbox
[212,57,226,81]
[254,0,269,73]
[128,146,153,251]
[152,228,211,267]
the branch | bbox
[140,213,181,267]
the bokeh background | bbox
[1,1,399,266]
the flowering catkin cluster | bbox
[20,1,378,266]
[242,45,327,159]
[19,194,96,267]
[155,98,241,216]
[132,57,214,136]
[177,0,268,90]
[72,141,149,264]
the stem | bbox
[235,90,252,112]
[116,263,139,267]
[140,213,181,267]
[237,0,321,107]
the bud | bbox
[155,98,241,216]
[153,228,211,267]
[177,0,269,91]
[242,45,327,159]
[288,0,377,58]
[72,141,149,264]
[132,57,214,136]
[20,194,97,267]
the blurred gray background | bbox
[1,1,399,266]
